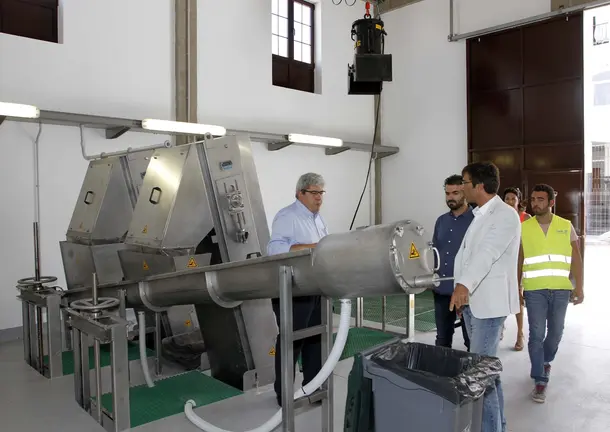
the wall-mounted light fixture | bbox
[288,133,343,147]
[141,119,226,136]
[0,102,40,119]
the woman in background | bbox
[503,187,530,351]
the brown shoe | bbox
[514,334,524,351]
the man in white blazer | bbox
[450,161,521,432]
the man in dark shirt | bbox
[432,174,474,351]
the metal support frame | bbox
[355,298,364,328]
[406,293,415,340]
[154,312,163,376]
[278,266,333,432]
[17,280,64,379]
[448,0,610,41]
[66,307,130,432]
[175,0,198,146]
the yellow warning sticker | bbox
[187,257,198,268]
[269,347,276,356]
[408,242,420,260]
[142,260,149,270]
[142,225,148,234]
[375,24,383,30]
[185,320,192,327]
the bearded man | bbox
[431,174,473,351]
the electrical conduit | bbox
[184,298,352,432]
[138,311,155,388]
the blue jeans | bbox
[462,306,506,432]
[523,289,571,384]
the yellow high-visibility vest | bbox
[521,215,573,291]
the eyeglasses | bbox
[302,189,326,196]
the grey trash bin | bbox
[363,341,502,432]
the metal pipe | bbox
[449,0,454,40]
[32,123,44,373]
[94,339,102,424]
[155,312,162,376]
[449,0,610,42]
[90,272,102,422]
[33,223,44,373]
[79,124,172,161]
[92,273,98,305]
[279,266,295,431]
[381,296,387,332]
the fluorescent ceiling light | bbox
[0,102,40,119]
[141,119,226,136]
[288,133,343,147]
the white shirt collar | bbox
[473,195,499,217]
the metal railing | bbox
[334,291,438,337]
[594,20,609,46]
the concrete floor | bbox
[1,243,608,432]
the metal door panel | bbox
[126,148,189,247]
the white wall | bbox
[0,0,373,331]
[198,0,374,143]
[381,0,551,232]
[252,143,372,233]
[454,0,549,36]
[0,0,173,119]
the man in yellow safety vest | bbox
[518,184,584,404]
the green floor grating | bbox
[100,370,243,428]
[336,327,396,361]
[43,342,154,376]
[334,291,437,333]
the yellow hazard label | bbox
[185,320,192,327]
[356,40,361,47]
[375,24,383,30]
[269,347,276,356]
[142,225,148,234]
[142,260,149,270]
[408,242,420,260]
[187,257,198,268]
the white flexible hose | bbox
[138,311,155,388]
[184,298,353,432]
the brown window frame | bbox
[0,0,59,43]
[272,0,316,94]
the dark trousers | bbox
[433,291,471,351]
[271,295,322,405]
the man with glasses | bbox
[267,172,328,407]
[450,161,521,432]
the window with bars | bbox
[271,0,315,93]
[0,0,59,43]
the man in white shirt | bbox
[267,172,329,407]
[450,161,521,432]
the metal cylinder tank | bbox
[311,220,434,298]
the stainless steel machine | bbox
[18,133,447,431]
[17,148,155,379]
[60,150,152,288]
[117,135,278,390]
